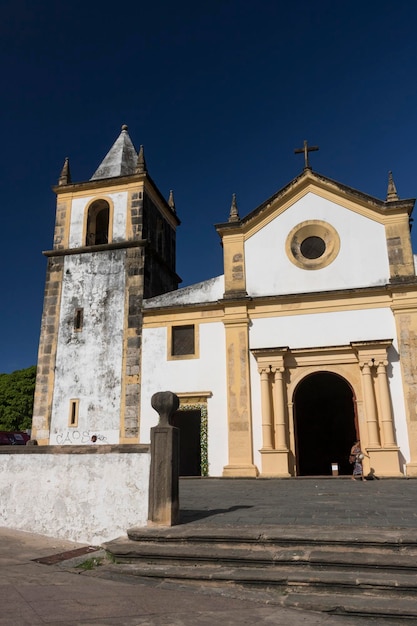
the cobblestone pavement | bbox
[179,476,417,529]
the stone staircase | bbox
[104,525,417,621]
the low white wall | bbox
[0,445,150,545]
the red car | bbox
[0,432,30,445]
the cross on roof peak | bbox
[294,140,319,170]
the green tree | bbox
[0,366,36,431]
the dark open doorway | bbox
[171,409,201,476]
[294,372,357,476]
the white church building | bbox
[139,155,417,479]
[32,129,417,479]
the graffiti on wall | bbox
[55,431,108,445]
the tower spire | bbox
[136,145,147,174]
[228,193,240,222]
[58,157,71,186]
[386,171,399,202]
[168,189,176,213]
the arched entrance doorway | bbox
[294,372,357,476]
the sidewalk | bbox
[0,526,366,626]
[1,477,416,625]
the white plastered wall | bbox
[50,251,126,444]
[249,307,410,470]
[69,191,128,248]
[245,192,390,297]
[0,449,150,544]
[140,322,227,476]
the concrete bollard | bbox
[148,391,180,526]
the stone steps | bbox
[104,526,417,620]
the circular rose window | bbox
[286,221,340,270]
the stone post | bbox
[148,391,180,526]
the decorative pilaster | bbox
[353,340,402,476]
[272,367,287,451]
[222,304,257,477]
[375,360,396,446]
[254,349,290,477]
[259,367,273,450]
[360,361,381,447]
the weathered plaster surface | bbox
[0,447,150,544]
[69,192,128,248]
[143,275,224,308]
[245,192,390,297]
[140,322,227,476]
[50,251,126,443]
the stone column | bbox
[259,367,273,449]
[148,391,180,526]
[272,367,287,450]
[360,361,380,447]
[376,360,396,447]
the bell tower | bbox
[32,126,180,444]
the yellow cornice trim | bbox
[55,177,179,229]
[241,182,410,242]
[142,283,417,326]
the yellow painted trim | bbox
[285,220,340,270]
[82,196,115,246]
[176,391,213,402]
[242,182,399,242]
[143,307,223,327]
[167,323,200,360]
[68,398,79,428]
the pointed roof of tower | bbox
[386,171,399,201]
[90,125,138,180]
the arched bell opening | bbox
[85,199,110,246]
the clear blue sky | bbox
[1,0,417,373]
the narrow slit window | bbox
[74,308,83,331]
[171,325,195,356]
[69,399,79,427]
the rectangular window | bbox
[74,308,83,331]
[171,325,195,356]
[68,399,79,427]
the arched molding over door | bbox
[252,340,402,477]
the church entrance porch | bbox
[294,372,357,476]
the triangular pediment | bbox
[216,169,414,241]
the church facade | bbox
[32,128,417,479]
[139,165,417,478]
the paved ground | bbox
[1,477,416,625]
[179,476,417,529]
